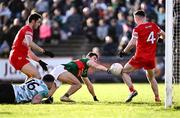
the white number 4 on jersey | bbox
[147,31,156,44]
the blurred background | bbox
[0,0,165,83]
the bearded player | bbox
[9,12,54,79]
[119,10,165,103]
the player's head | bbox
[86,52,98,62]
[28,12,42,29]
[133,10,146,25]
[42,74,55,89]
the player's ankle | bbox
[64,93,69,97]
[155,95,160,99]
[129,86,136,92]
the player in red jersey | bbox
[9,13,54,79]
[118,10,165,103]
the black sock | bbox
[64,93,69,97]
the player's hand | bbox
[157,37,164,43]
[107,68,111,74]
[38,60,48,71]
[93,96,99,101]
[43,50,54,58]
[42,96,53,104]
[118,50,126,57]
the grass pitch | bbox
[0,83,180,118]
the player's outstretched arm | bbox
[29,41,54,58]
[28,50,48,71]
[28,49,41,62]
[29,40,44,53]
[43,50,54,58]
[122,36,136,54]
[87,60,108,72]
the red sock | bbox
[129,86,135,92]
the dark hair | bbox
[28,12,42,23]
[134,10,146,17]
[42,74,55,82]
[87,52,98,58]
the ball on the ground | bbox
[109,63,123,76]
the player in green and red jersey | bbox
[45,52,110,102]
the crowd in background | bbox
[0,0,165,57]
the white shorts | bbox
[50,65,67,88]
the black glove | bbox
[43,50,54,58]
[157,37,164,43]
[38,60,48,71]
[118,50,126,57]
[42,96,54,104]
[93,96,99,101]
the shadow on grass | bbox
[52,101,162,106]
[0,112,12,114]
[174,106,180,110]
[52,101,124,105]
[129,101,162,106]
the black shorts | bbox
[0,83,16,104]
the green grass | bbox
[0,84,180,118]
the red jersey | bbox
[11,25,33,56]
[133,22,161,60]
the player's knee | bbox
[72,79,82,89]
[146,73,154,81]
[146,75,155,82]
[77,82,82,89]
[121,68,130,74]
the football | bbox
[109,63,123,76]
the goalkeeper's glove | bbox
[38,60,48,71]
[42,96,53,104]
[43,50,54,58]
[93,96,99,101]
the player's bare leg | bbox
[21,63,41,79]
[146,69,161,102]
[58,72,82,102]
[122,63,138,102]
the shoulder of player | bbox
[79,58,89,63]
[23,25,33,32]
[134,22,156,30]
[29,78,44,84]
[87,59,97,67]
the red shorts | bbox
[128,56,155,70]
[9,51,29,70]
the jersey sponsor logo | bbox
[18,57,22,60]
[145,25,152,29]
